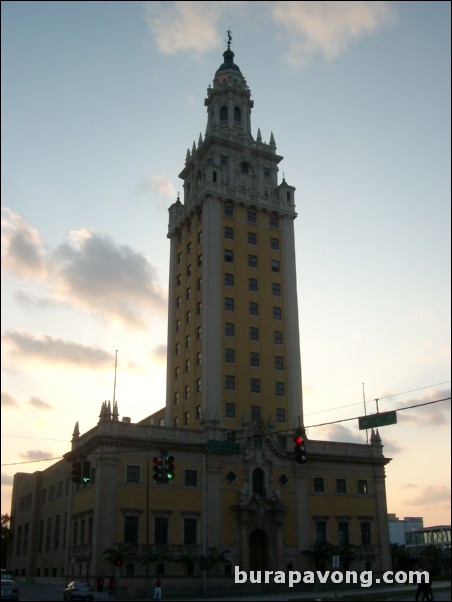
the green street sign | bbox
[207,440,241,454]
[358,410,397,430]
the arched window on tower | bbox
[234,106,241,123]
[220,106,228,122]
[252,468,266,498]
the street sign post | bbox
[358,410,397,430]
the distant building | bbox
[388,514,424,546]
[8,39,392,595]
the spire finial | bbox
[227,27,232,50]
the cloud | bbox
[151,344,167,362]
[1,206,47,278]
[19,450,54,461]
[2,330,114,369]
[29,396,53,411]
[144,1,241,55]
[144,2,394,67]
[136,176,177,200]
[321,424,366,444]
[404,484,451,507]
[54,228,167,328]
[271,1,395,66]
[396,389,451,427]
[13,289,67,311]
[1,474,14,486]
[1,391,19,407]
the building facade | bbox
[8,42,392,595]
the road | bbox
[13,581,452,601]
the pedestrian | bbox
[108,576,117,598]
[97,576,104,592]
[153,577,162,599]
[415,571,434,602]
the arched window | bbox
[234,106,241,122]
[252,468,265,497]
[220,106,228,122]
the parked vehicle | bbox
[63,581,94,601]
[1,578,19,601]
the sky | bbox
[1,1,450,528]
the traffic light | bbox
[153,456,164,483]
[293,433,307,464]
[71,461,82,484]
[165,455,175,481]
[82,460,91,484]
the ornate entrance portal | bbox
[249,528,268,571]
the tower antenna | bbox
[362,382,369,444]
[113,350,118,405]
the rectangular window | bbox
[272,283,281,296]
[124,516,139,545]
[358,479,368,494]
[225,403,236,418]
[248,255,257,268]
[271,237,279,250]
[338,522,349,546]
[224,203,233,217]
[221,155,228,166]
[247,209,257,223]
[249,302,258,316]
[126,465,141,483]
[38,520,44,553]
[184,469,198,487]
[184,519,197,545]
[225,273,234,286]
[250,352,260,367]
[225,348,235,363]
[361,523,372,545]
[270,216,279,229]
[276,408,286,422]
[251,406,261,421]
[224,249,234,262]
[277,436,286,449]
[225,297,234,311]
[264,167,271,178]
[273,306,282,320]
[275,356,284,370]
[315,522,327,544]
[224,226,234,239]
[184,411,190,425]
[275,382,285,396]
[313,477,325,493]
[225,375,235,390]
[271,259,280,272]
[155,518,168,544]
[274,330,283,344]
[250,327,259,341]
[251,379,261,393]
[336,478,347,494]
[248,232,257,245]
[249,278,258,292]
[225,322,235,337]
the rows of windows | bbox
[224,203,279,229]
[224,225,279,250]
[125,466,199,486]
[225,350,284,369]
[314,519,372,548]
[224,376,285,396]
[224,249,280,273]
[313,477,369,495]
[122,515,199,546]
[225,403,285,422]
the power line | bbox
[2,396,450,467]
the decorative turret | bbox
[71,421,80,442]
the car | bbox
[1,570,15,581]
[63,580,94,601]
[0,578,19,601]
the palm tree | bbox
[1,514,12,569]
[301,541,337,571]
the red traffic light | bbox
[293,435,303,445]
[153,456,162,465]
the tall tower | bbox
[166,38,303,432]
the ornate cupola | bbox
[204,30,254,139]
